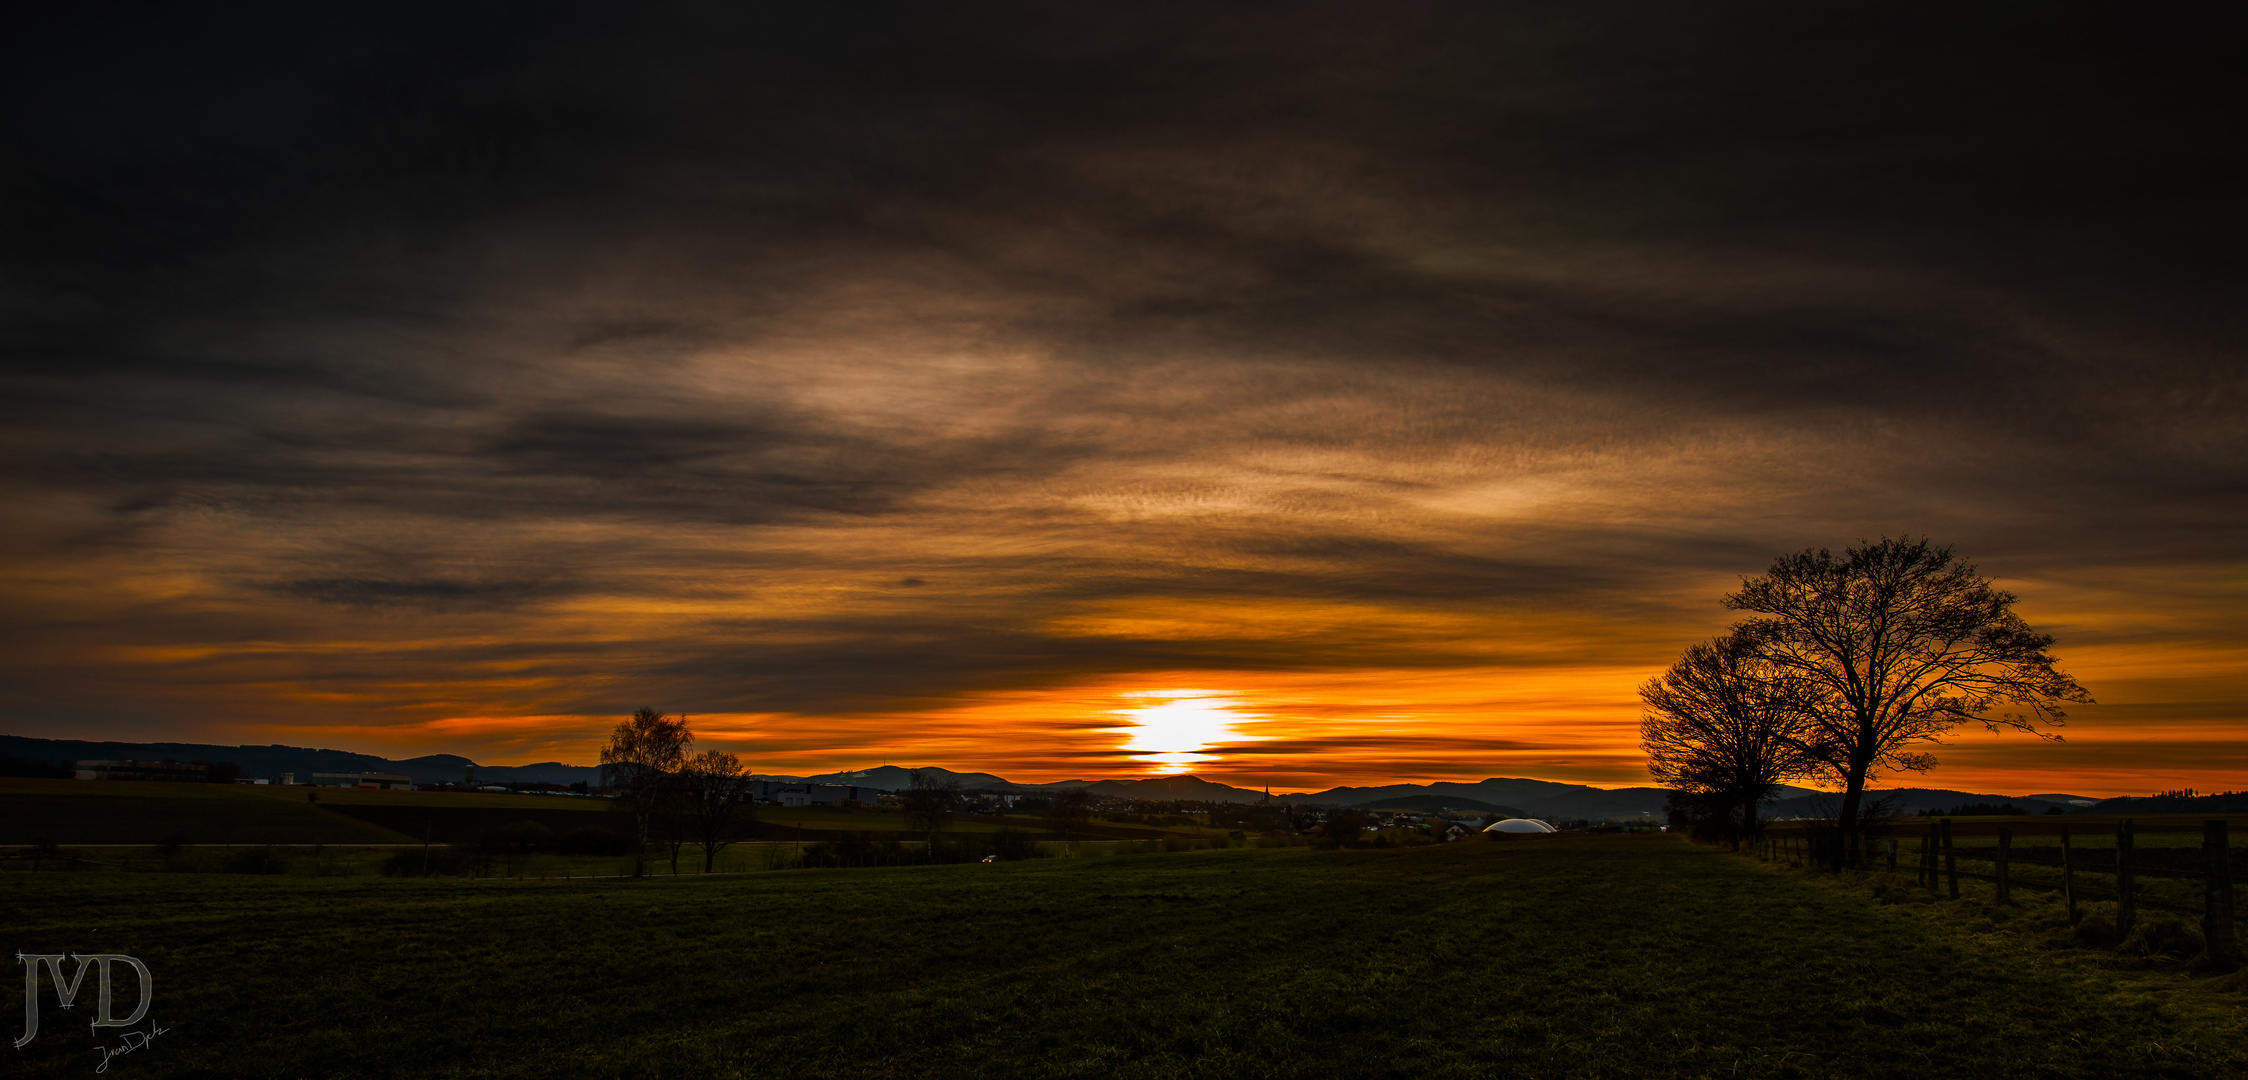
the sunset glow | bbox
[3,5,2241,801]
[1109,691,1264,775]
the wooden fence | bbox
[1759,818,2240,965]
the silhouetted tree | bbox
[1318,808,1373,849]
[1041,788,1094,848]
[1919,802,2026,817]
[902,771,963,850]
[478,820,555,877]
[0,753,71,778]
[1663,787,1733,842]
[1640,634,1816,849]
[1726,537,2090,866]
[600,707,692,877]
[679,749,752,872]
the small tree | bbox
[1318,809,1373,849]
[1725,537,2091,865]
[1041,788,1094,850]
[902,772,963,852]
[679,749,753,872]
[600,707,693,878]
[1640,634,1816,849]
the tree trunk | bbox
[1834,764,1870,870]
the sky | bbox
[3,2,2242,796]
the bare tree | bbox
[1640,634,1816,849]
[599,707,692,878]
[1725,537,2091,865]
[679,749,752,873]
[1318,808,1373,849]
[901,771,963,852]
[1041,787,1094,851]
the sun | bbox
[1109,690,1264,775]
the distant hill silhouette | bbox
[1762,788,2095,819]
[0,735,595,786]
[2084,791,2248,814]
[1363,794,1524,815]
[2,734,2128,818]
[1306,778,1585,807]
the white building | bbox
[748,781,883,807]
[1483,818,1558,834]
[308,771,414,791]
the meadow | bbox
[1766,815,2248,926]
[6,834,2244,1080]
[0,777,1220,852]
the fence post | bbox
[2061,824,2077,924]
[1995,827,2012,905]
[2116,819,2136,940]
[1887,837,1897,873]
[1942,818,1959,900]
[2203,820,2240,969]
[1919,828,1934,888]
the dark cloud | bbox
[1,2,2240,784]
[272,576,568,610]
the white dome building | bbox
[1483,818,1558,834]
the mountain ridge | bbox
[0,734,2119,816]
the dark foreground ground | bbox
[4,835,2241,1080]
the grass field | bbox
[1765,814,2248,921]
[1773,814,2248,846]
[0,779,1220,848]
[0,777,624,845]
[5,834,2243,1079]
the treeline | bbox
[1915,802,2063,818]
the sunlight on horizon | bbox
[1110,690,1265,775]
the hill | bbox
[1762,788,2086,819]
[4,735,2125,820]
[1363,794,1524,815]
[0,735,600,786]
[1306,778,1585,807]
[1518,786,1673,819]
[2084,791,2248,815]
[795,765,1035,791]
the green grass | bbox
[1861,814,2248,848]
[0,779,1225,847]
[752,804,1046,834]
[0,776,616,810]
[5,835,2241,1079]
[0,777,419,845]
